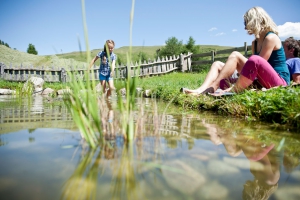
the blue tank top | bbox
[254,32,290,85]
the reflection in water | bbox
[0,95,76,134]
[202,119,280,200]
[0,135,7,146]
[61,98,164,200]
[1,96,300,199]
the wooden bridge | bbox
[0,43,251,82]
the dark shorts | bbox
[99,74,113,82]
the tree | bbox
[184,36,200,54]
[27,43,38,55]
[183,36,201,62]
[159,37,185,58]
[137,51,148,63]
[0,40,10,48]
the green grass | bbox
[136,72,300,131]
[2,69,299,132]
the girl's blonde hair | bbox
[244,7,278,38]
[103,39,115,53]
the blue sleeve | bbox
[96,51,103,58]
[111,53,117,61]
[288,58,300,74]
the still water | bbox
[0,95,300,200]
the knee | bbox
[245,55,261,66]
[211,61,224,71]
[228,51,241,59]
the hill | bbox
[0,44,233,68]
[0,45,86,68]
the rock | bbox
[196,180,229,199]
[207,160,240,176]
[136,87,143,95]
[23,77,44,93]
[143,89,151,98]
[162,160,206,194]
[223,156,249,170]
[275,186,300,200]
[41,88,54,95]
[119,88,126,97]
[0,89,16,95]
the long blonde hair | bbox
[103,39,115,53]
[244,7,278,38]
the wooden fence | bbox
[191,42,251,71]
[0,53,191,82]
[0,42,251,82]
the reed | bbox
[63,0,140,147]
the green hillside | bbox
[0,44,233,68]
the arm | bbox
[251,40,256,55]
[89,56,99,69]
[292,73,300,84]
[110,59,116,77]
[259,34,280,61]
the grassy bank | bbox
[136,72,300,132]
[1,71,299,132]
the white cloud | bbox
[278,22,300,39]
[215,32,225,36]
[209,27,217,31]
[232,29,237,32]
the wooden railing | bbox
[0,42,251,82]
[190,42,251,71]
[0,53,192,82]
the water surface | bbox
[0,95,300,200]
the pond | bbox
[0,95,300,200]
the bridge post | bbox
[61,68,66,82]
[187,52,192,72]
[180,53,188,72]
[211,51,215,62]
[0,63,5,78]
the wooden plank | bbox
[191,60,212,65]
[191,52,212,58]
[214,56,229,60]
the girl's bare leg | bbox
[183,61,225,95]
[100,80,107,95]
[208,51,247,93]
[107,79,115,97]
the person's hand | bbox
[110,71,114,77]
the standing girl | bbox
[90,39,117,97]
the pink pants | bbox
[240,55,287,88]
[220,55,287,89]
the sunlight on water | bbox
[0,95,300,200]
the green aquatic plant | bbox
[64,0,139,147]
[63,0,102,148]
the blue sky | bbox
[0,0,299,55]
